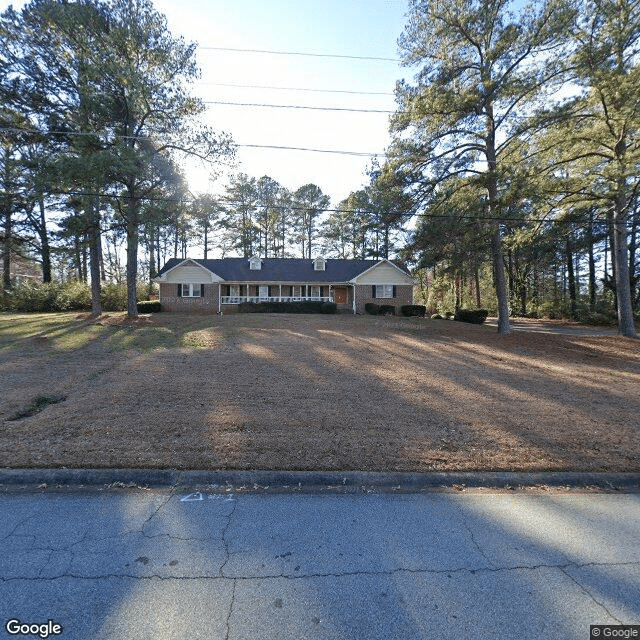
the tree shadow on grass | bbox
[0,313,639,473]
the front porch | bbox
[220,283,353,312]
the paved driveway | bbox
[1,487,639,639]
[485,319,622,336]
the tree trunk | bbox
[3,203,13,290]
[474,264,481,307]
[37,198,52,283]
[74,236,83,281]
[519,277,527,317]
[607,210,618,310]
[588,210,597,311]
[99,235,106,282]
[613,184,637,337]
[485,99,510,334]
[507,249,515,309]
[148,228,156,298]
[126,191,140,318]
[630,203,638,310]
[566,236,577,320]
[491,228,511,333]
[173,223,179,258]
[87,197,102,317]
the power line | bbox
[1,125,386,157]
[199,46,399,62]
[36,187,606,225]
[238,144,381,157]
[197,81,394,96]
[204,100,394,113]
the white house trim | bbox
[153,259,224,283]
[349,259,414,285]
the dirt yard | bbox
[1,312,639,472]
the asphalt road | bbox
[1,487,639,640]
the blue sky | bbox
[2,0,411,205]
[152,0,409,203]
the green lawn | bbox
[0,312,226,353]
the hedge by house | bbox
[401,305,426,317]
[365,303,396,316]
[136,300,162,313]
[238,300,336,314]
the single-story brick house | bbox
[154,256,415,314]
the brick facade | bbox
[160,283,220,313]
[159,282,414,315]
[354,284,413,315]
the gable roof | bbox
[156,257,412,283]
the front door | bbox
[334,287,348,305]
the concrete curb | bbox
[1,469,640,493]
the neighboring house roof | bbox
[156,257,413,284]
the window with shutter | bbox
[180,283,202,297]
[375,285,395,298]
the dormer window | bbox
[249,257,262,271]
[313,257,326,271]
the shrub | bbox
[401,305,426,317]
[55,281,91,311]
[320,302,337,314]
[238,301,258,313]
[5,282,59,312]
[378,304,396,316]
[454,308,489,324]
[365,303,380,315]
[100,282,128,311]
[137,300,162,313]
[4,281,92,312]
[238,301,328,314]
[3,280,152,313]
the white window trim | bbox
[182,283,202,297]
[375,284,394,299]
[311,285,321,298]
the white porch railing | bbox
[221,296,333,304]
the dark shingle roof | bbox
[158,257,408,283]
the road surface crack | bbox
[225,580,236,640]
[2,560,638,583]
[560,567,624,624]
[219,498,239,578]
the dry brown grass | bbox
[1,312,639,472]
